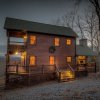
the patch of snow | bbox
[1,73,100,100]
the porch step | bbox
[56,70,75,82]
[59,77,75,82]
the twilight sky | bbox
[0,0,88,54]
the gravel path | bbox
[0,74,100,100]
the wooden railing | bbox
[29,65,56,75]
[55,64,75,82]
[7,64,56,75]
[7,65,28,74]
[87,62,96,73]
[9,44,26,52]
[68,64,74,72]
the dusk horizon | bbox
[0,0,88,51]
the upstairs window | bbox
[30,56,36,65]
[54,38,60,46]
[66,39,71,45]
[50,56,55,65]
[67,57,72,63]
[30,36,36,45]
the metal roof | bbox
[76,45,97,56]
[4,17,78,37]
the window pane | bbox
[30,36,36,45]
[66,39,71,45]
[50,56,55,65]
[67,57,71,63]
[78,56,86,59]
[30,56,36,65]
[55,38,59,46]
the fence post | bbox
[16,64,18,74]
[5,65,9,86]
[94,62,97,73]
[42,65,44,74]
[28,66,30,86]
[54,64,56,72]
[59,72,61,82]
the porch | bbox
[6,64,76,87]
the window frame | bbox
[66,39,72,45]
[49,56,55,65]
[30,35,37,45]
[66,56,72,63]
[29,56,36,65]
[54,37,60,46]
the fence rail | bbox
[7,64,56,75]
[29,65,56,74]
[7,65,28,74]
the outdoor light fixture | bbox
[15,51,19,55]
[23,35,27,39]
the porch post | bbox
[5,31,10,86]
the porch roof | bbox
[76,45,97,56]
[4,17,78,37]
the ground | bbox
[0,73,100,100]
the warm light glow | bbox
[21,55,24,59]
[30,56,36,65]
[54,38,60,46]
[30,36,36,45]
[23,35,27,39]
[66,39,71,45]
[22,52,26,56]
[50,56,55,65]
[78,56,86,59]
[77,56,86,64]
[67,57,72,63]
[15,51,19,55]
[60,70,74,80]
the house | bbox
[4,17,78,84]
[76,39,97,76]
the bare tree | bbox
[61,11,76,29]
[76,7,99,51]
[52,17,62,26]
[89,0,100,54]
[75,0,100,52]
[89,0,100,30]
[52,0,79,29]
[75,0,100,29]
[84,8,98,50]
[76,15,85,39]
[52,0,100,52]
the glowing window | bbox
[78,56,86,60]
[30,36,36,45]
[66,39,71,45]
[54,38,60,46]
[67,57,72,63]
[50,56,55,65]
[30,56,36,65]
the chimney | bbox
[79,39,87,47]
